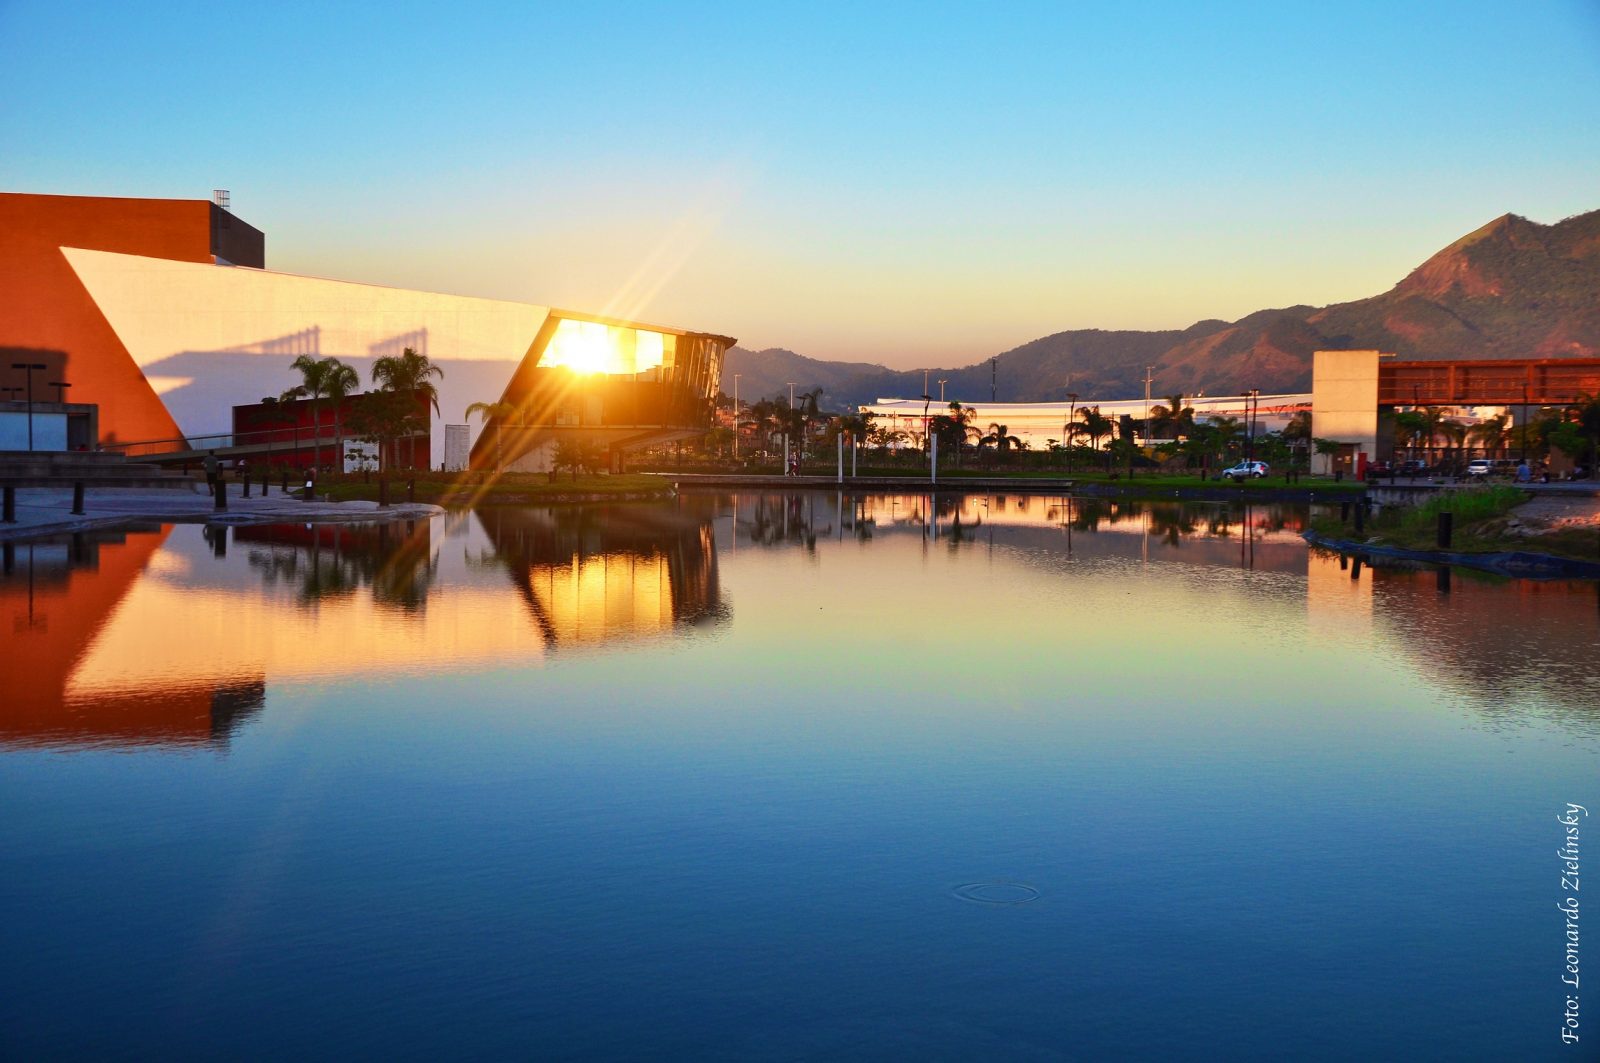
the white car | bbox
[1221,460,1269,480]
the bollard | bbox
[71,481,85,515]
[213,476,228,511]
[407,479,415,504]
[378,478,389,508]
[304,476,315,502]
[3,483,16,524]
[1437,511,1453,549]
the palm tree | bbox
[323,359,359,471]
[1148,393,1195,441]
[1468,413,1509,457]
[1076,406,1113,453]
[979,422,1022,462]
[465,401,517,471]
[1281,409,1313,471]
[286,354,356,471]
[372,347,443,469]
[1204,415,1243,464]
[1414,406,1451,460]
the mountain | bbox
[726,208,1600,409]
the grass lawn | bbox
[640,462,1365,492]
[320,472,674,505]
[1311,485,1600,562]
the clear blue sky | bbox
[3,1,1597,367]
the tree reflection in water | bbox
[240,521,439,611]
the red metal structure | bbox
[1379,358,1600,407]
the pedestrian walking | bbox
[203,450,219,491]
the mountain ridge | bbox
[726,208,1600,410]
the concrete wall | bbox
[65,248,551,467]
[1311,350,1381,474]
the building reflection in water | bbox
[0,528,265,750]
[471,504,728,649]
[0,506,729,750]
[3,493,1595,749]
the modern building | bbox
[1309,349,1600,474]
[0,191,734,468]
[858,393,1312,452]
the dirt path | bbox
[1513,493,1600,531]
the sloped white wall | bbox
[65,248,551,466]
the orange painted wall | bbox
[0,193,221,445]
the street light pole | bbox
[1521,383,1529,464]
[50,381,71,403]
[938,378,947,403]
[733,373,740,459]
[12,362,46,451]
[786,381,796,474]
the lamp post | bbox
[11,362,46,451]
[49,381,71,403]
[786,381,796,474]
[733,373,741,459]
[1244,388,1260,464]
[938,378,947,403]
[1521,383,1529,464]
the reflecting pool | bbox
[2,493,1596,1059]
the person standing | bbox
[203,451,219,492]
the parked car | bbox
[1220,460,1269,480]
[1365,460,1393,480]
[1396,459,1431,477]
[1465,459,1495,478]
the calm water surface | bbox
[2,493,1596,1060]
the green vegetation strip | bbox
[639,464,1367,492]
[320,473,674,505]
[1311,485,1600,565]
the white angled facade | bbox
[64,248,551,467]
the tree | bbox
[346,390,423,474]
[1203,416,1242,464]
[465,401,516,471]
[928,402,980,465]
[287,354,358,471]
[1467,412,1509,456]
[552,439,585,481]
[1076,406,1113,453]
[1149,393,1195,441]
[372,347,443,469]
[323,360,360,470]
[979,422,1022,462]
[1281,409,1313,469]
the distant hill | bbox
[726,208,1600,409]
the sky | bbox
[2,1,1598,369]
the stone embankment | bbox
[0,483,443,541]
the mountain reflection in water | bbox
[2,492,1596,752]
